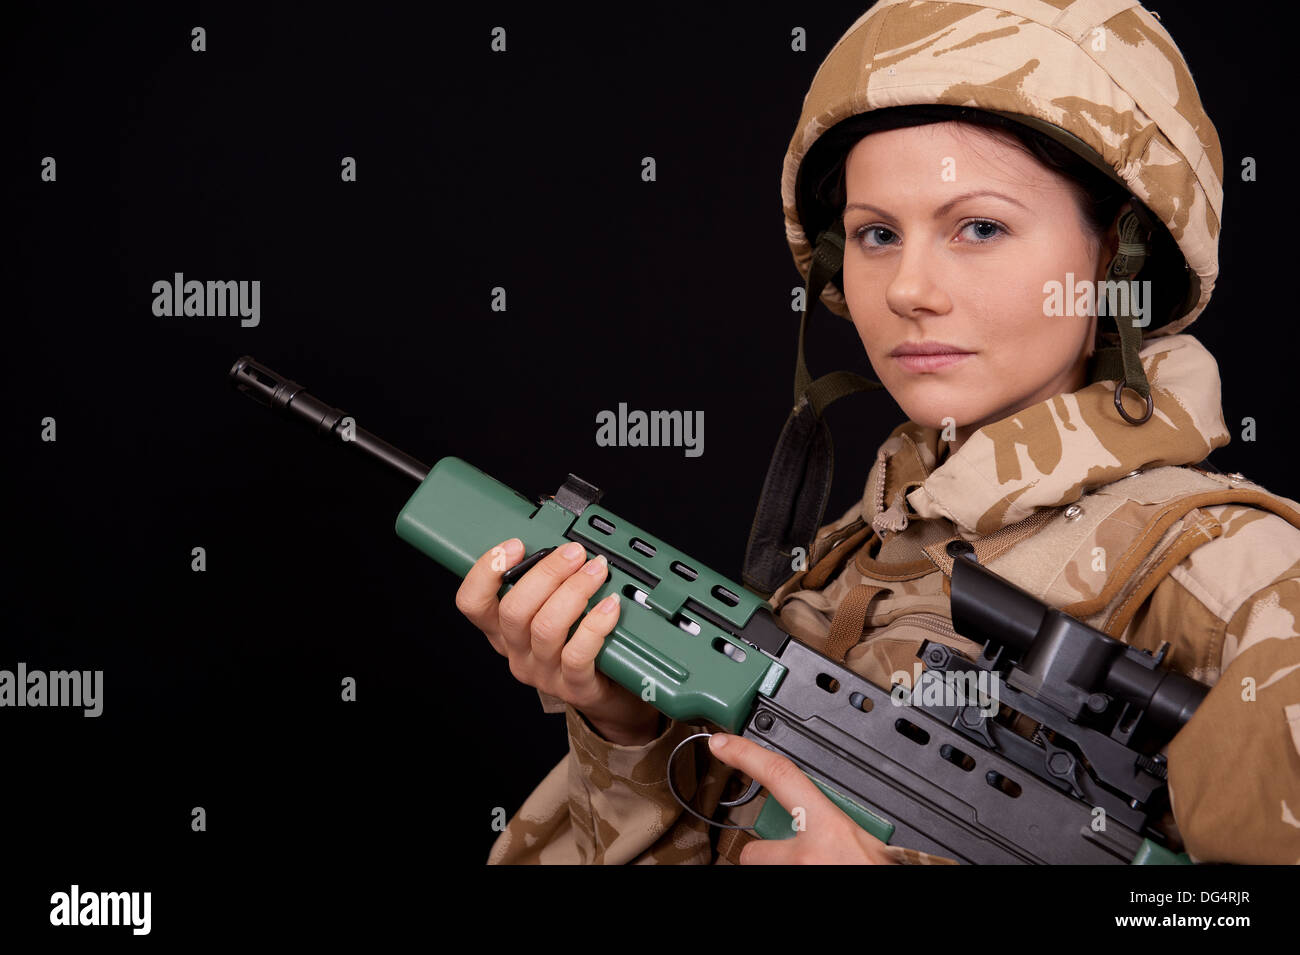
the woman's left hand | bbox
[707,732,900,864]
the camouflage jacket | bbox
[488,334,1300,864]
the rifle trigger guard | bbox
[666,733,760,831]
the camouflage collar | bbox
[864,335,1230,539]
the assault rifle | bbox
[228,355,1203,864]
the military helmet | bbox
[785,0,1222,331]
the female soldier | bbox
[457,0,1300,864]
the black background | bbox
[1,0,1291,938]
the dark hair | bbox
[797,105,1193,333]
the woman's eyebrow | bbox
[844,190,1030,220]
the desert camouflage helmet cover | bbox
[783,0,1224,337]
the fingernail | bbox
[709,733,728,752]
[596,593,619,614]
[583,554,608,576]
[504,538,523,559]
[561,541,585,560]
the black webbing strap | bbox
[743,221,882,598]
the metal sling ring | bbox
[1114,378,1154,425]
[665,732,763,831]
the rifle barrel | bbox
[228,355,430,483]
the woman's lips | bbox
[893,352,974,373]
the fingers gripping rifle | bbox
[229,356,1202,864]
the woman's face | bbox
[840,121,1106,454]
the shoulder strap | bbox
[1088,473,1300,640]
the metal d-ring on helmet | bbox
[742,0,1224,598]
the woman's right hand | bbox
[455,537,664,746]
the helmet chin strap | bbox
[1086,206,1155,425]
[742,219,881,598]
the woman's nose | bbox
[885,244,951,319]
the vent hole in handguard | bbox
[712,638,746,663]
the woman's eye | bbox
[959,220,1004,242]
[855,225,898,247]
